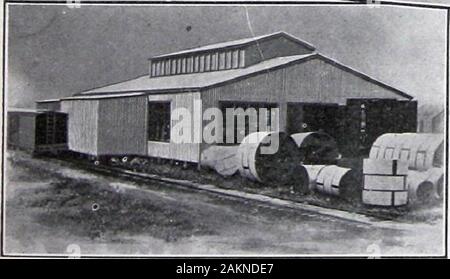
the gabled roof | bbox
[68,54,316,99]
[64,52,413,101]
[150,31,316,60]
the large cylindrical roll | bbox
[237,131,309,191]
[408,168,443,203]
[200,145,239,177]
[407,170,436,204]
[315,165,361,200]
[290,132,339,164]
[369,133,443,171]
[427,168,444,199]
[304,165,327,190]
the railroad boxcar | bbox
[7,108,68,155]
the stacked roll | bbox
[362,158,409,206]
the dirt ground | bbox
[2,151,445,256]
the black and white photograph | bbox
[0,0,448,260]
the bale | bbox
[315,165,361,201]
[363,158,408,176]
[362,190,408,207]
[237,131,309,191]
[290,132,339,164]
[200,145,239,177]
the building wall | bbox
[417,105,444,134]
[61,100,99,155]
[283,59,409,104]
[147,92,201,163]
[432,111,444,133]
[245,36,313,67]
[201,57,411,150]
[97,96,148,156]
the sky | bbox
[5,3,447,109]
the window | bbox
[177,58,182,74]
[187,57,193,73]
[165,60,170,75]
[171,59,177,74]
[197,55,203,72]
[148,102,171,142]
[181,58,186,73]
[192,56,196,72]
[232,50,239,69]
[211,53,218,70]
[219,52,226,70]
[205,54,211,71]
[161,61,165,75]
[154,62,158,76]
[239,50,245,68]
[220,101,278,144]
[150,62,155,77]
[226,51,232,69]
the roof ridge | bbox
[150,31,315,60]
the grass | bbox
[8,155,215,241]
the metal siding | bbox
[96,96,148,156]
[147,92,201,162]
[284,59,409,104]
[61,100,99,155]
[201,58,410,152]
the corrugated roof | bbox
[68,54,316,99]
[63,52,413,101]
[151,31,315,59]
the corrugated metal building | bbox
[37,32,416,162]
